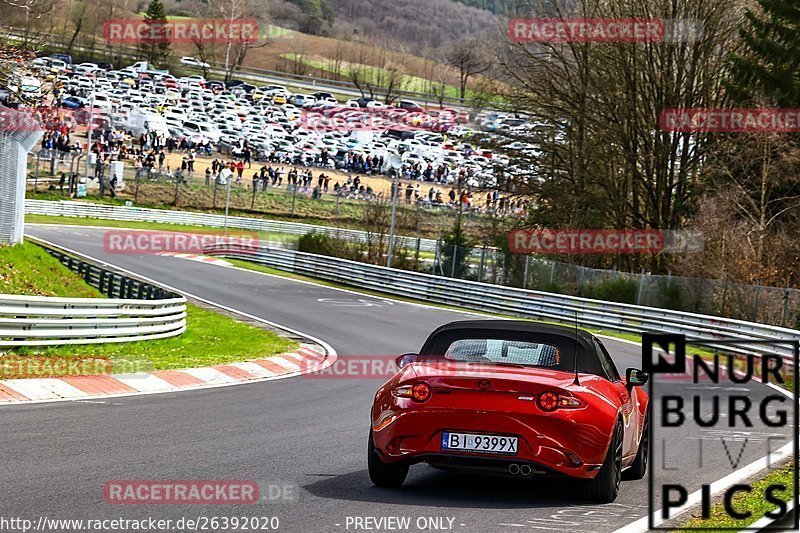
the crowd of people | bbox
[35,111,522,216]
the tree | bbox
[699,132,800,281]
[725,0,800,107]
[138,0,170,68]
[446,38,490,100]
[66,0,87,56]
[2,0,52,16]
[495,0,742,273]
[348,46,375,98]
[439,216,474,279]
[702,0,800,282]
[206,0,270,82]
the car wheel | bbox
[623,416,649,480]
[368,430,408,488]
[585,420,623,503]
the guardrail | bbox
[0,239,186,347]
[204,244,800,362]
[25,199,439,252]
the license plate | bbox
[441,432,518,455]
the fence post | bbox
[523,255,530,289]
[500,254,506,285]
[781,283,790,326]
[34,153,40,193]
[478,246,486,282]
[721,276,728,315]
[636,268,646,305]
[753,279,761,321]
[451,245,458,278]
[213,177,218,209]
[548,261,555,286]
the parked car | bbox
[180,57,211,69]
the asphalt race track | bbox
[0,224,793,533]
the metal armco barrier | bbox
[0,240,186,347]
[204,244,800,362]
[25,199,437,252]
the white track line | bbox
[27,232,795,533]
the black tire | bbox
[584,420,623,503]
[623,417,649,480]
[368,431,408,488]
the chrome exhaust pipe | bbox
[520,464,532,476]
[508,464,520,475]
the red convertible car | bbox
[368,320,649,502]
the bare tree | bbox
[495,0,743,273]
[446,38,490,100]
[206,0,270,81]
[348,45,375,98]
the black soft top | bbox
[419,320,605,377]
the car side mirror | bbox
[395,353,419,369]
[626,368,649,388]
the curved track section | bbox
[0,225,790,533]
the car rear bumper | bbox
[371,410,608,479]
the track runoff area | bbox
[1,224,794,533]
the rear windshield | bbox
[445,339,559,367]
[420,327,607,377]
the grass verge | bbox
[26,182,474,239]
[10,303,299,371]
[0,242,102,297]
[25,214,301,245]
[1,242,299,371]
[681,462,795,531]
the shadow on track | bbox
[304,467,594,509]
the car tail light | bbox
[537,391,583,412]
[392,382,432,403]
[537,391,559,412]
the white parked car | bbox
[180,57,210,69]
[73,63,100,75]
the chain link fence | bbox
[430,246,800,329]
[25,152,799,329]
